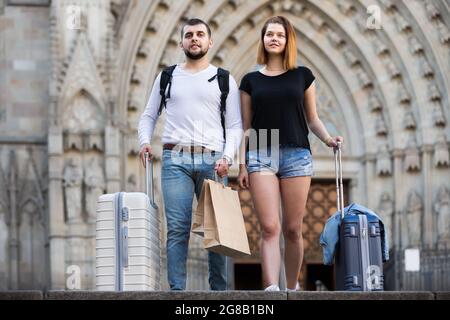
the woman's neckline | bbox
[257,68,290,78]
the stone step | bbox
[0,291,43,300]
[1,290,448,300]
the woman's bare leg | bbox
[249,172,281,288]
[280,176,311,289]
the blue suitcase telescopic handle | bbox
[334,142,345,219]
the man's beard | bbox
[184,46,208,60]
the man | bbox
[138,18,242,290]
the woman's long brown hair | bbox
[257,16,297,70]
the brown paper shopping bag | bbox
[193,179,251,257]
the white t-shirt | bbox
[138,64,242,160]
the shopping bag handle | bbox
[214,171,227,188]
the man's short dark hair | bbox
[181,18,211,39]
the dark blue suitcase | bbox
[333,144,384,291]
[335,213,384,291]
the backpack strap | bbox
[216,68,230,140]
[158,65,177,115]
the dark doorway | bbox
[234,263,262,290]
[306,264,335,291]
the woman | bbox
[238,16,343,291]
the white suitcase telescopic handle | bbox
[334,142,345,219]
[144,152,155,206]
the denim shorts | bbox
[246,146,313,178]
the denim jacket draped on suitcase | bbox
[319,203,389,265]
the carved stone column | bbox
[421,144,434,248]
[364,153,376,209]
[392,149,404,249]
[47,125,67,289]
[392,149,403,290]
[105,125,121,193]
[7,151,19,290]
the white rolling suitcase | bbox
[96,153,160,291]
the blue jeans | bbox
[161,148,227,290]
[246,145,314,178]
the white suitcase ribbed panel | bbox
[96,192,160,291]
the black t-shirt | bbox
[239,66,315,152]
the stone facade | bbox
[0,0,449,291]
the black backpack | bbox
[157,65,230,139]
